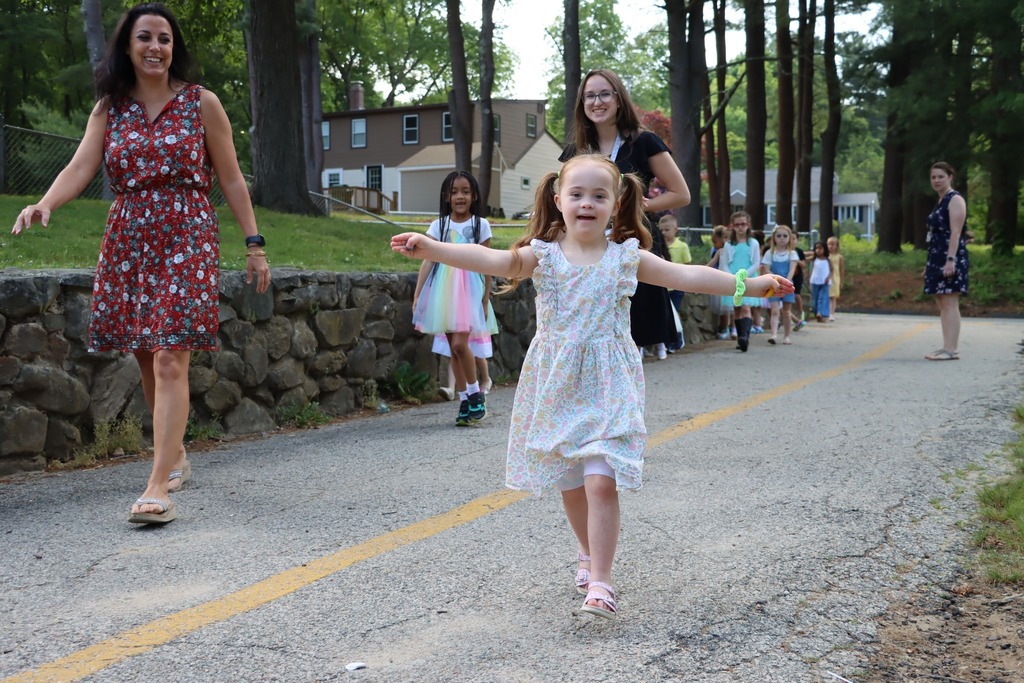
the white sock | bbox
[466,381,480,395]
[459,390,469,401]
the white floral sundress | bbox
[505,238,647,495]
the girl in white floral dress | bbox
[391,154,791,619]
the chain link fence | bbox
[1,116,390,223]
[0,115,107,199]
[0,114,227,205]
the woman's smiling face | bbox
[581,74,619,128]
[128,14,174,79]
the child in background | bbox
[433,335,493,400]
[791,237,807,330]
[706,225,733,339]
[808,240,833,322]
[412,171,498,426]
[760,225,799,345]
[391,154,791,619]
[718,211,762,352]
[659,214,691,353]
[827,235,845,321]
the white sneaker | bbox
[438,386,455,401]
[481,379,493,395]
[717,330,731,340]
[656,344,667,360]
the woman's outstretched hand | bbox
[12,204,51,235]
[391,232,428,259]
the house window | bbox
[366,165,382,191]
[493,114,501,146]
[442,112,453,142]
[526,113,537,138]
[836,205,862,223]
[521,177,530,191]
[766,204,776,226]
[321,121,331,150]
[327,172,341,188]
[403,114,419,145]
[351,118,366,148]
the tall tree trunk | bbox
[712,0,730,225]
[666,0,704,228]
[478,0,496,214]
[744,0,766,231]
[446,0,472,172]
[795,0,816,236]
[877,111,904,254]
[817,0,840,240]
[298,0,323,196]
[81,0,114,200]
[80,0,104,70]
[877,3,911,253]
[562,0,581,145]
[986,5,1022,255]
[702,73,719,227]
[249,0,319,214]
[775,0,795,228]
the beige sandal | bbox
[925,349,959,361]
[128,497,177,525]
[167,456,191,493]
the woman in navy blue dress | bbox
[923,161,968,361]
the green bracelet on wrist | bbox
[733,269,748,306]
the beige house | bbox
[320,88,562,215]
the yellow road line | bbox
[3,322,927,683]
[3,489,529,683]
[649,322,929,448]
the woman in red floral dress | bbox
[12,2,270,524]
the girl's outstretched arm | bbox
[637,250,793,298]
[391,232,538,279]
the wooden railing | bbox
[323,186,397,214]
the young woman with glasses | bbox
[559,68,691,358]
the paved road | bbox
[1,314,1022,683]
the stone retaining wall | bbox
[0,268,716,474]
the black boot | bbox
[735,317,752,352]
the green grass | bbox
[3,195,1020,307]
[0,195,528,273]
[973,407,1024,585]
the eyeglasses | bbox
[583,91,616,105]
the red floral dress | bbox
[89,83,219,352]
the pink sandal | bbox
[580,581,617,619]
[575,551,591,595]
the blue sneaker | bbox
[455,400,471,426]
[467,392,486,423]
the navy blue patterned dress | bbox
[923,190,968,296]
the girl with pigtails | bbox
[392,154,792,620]
[411,170,498,426]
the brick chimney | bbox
[349,82,365,111]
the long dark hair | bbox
[436,170,483,245]
[94,2,199,104]
[570,69,642,153]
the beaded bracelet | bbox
[732,269,747,306]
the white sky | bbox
[463,0,881,100]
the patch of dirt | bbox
[869,578,1024,682]
[840,271,1024,318]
